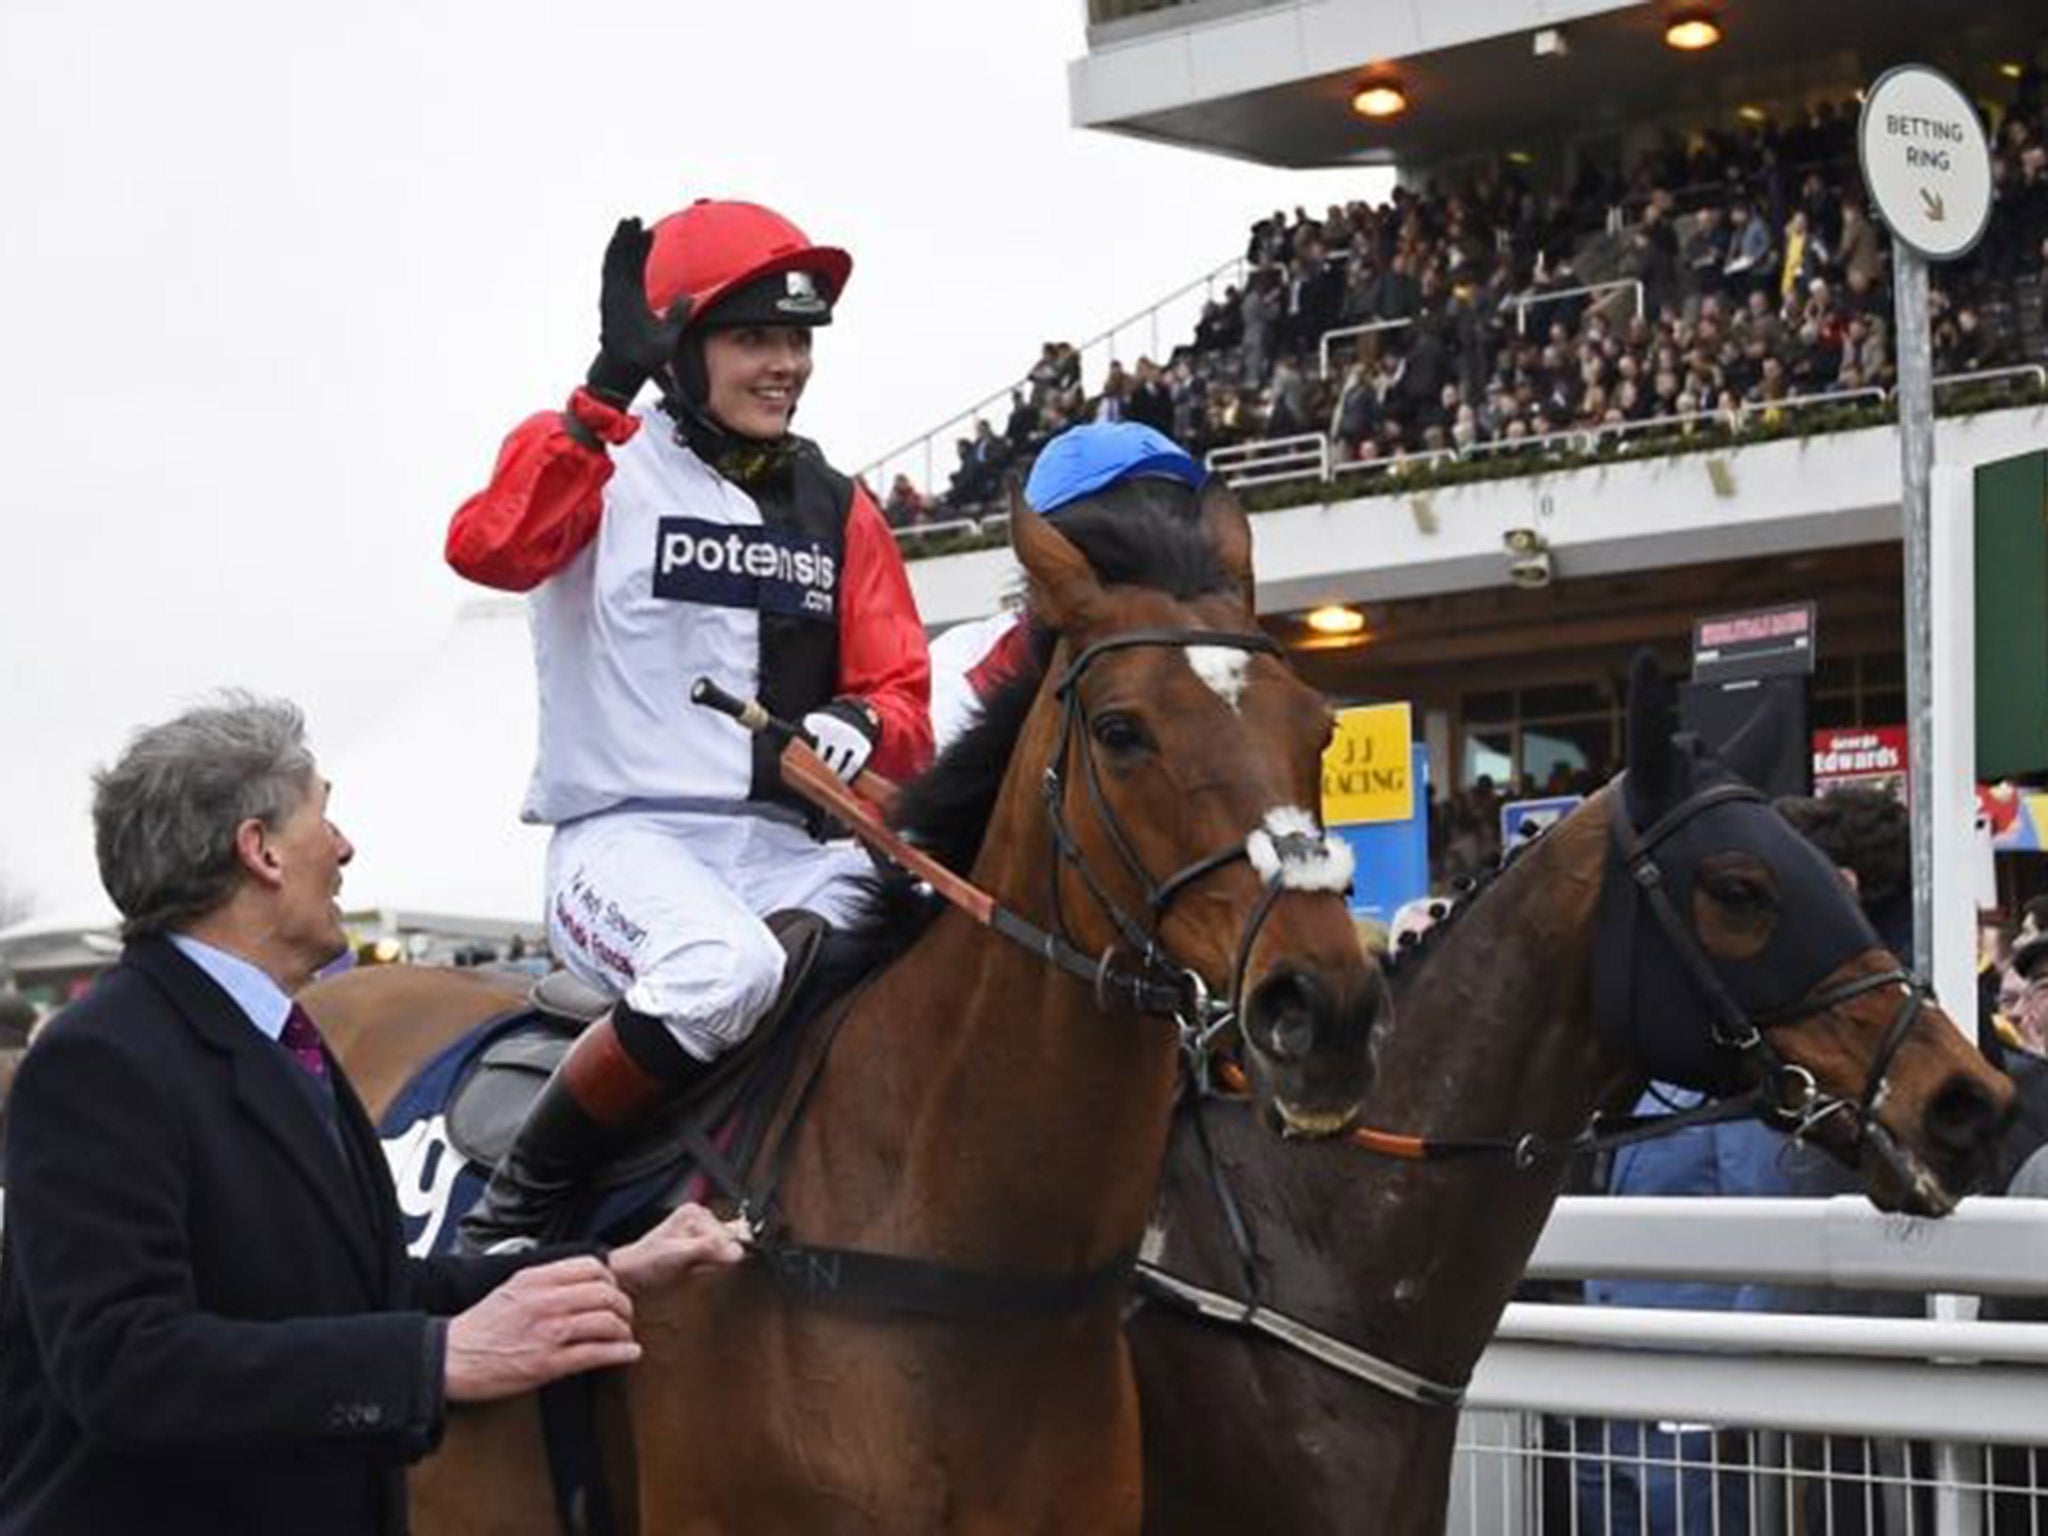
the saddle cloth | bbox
[378,910,836,1257]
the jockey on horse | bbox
[444,198,933,1252]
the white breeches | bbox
[543,808,873,1061]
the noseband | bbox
[1609,775,1928,1150]
[1039,626,1342,1057]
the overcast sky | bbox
[0,0,1388,916]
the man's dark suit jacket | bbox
[0,937,555,1534]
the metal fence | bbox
[1452,1414,2044,1536]
[1446,1197,2048,1536]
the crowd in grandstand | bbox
[882,60,2048,527]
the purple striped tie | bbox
[280,1003,329,1080]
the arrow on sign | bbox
[1919,187,1946,222]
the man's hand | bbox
[444,1255,639,1403]
[585,217,692,410]
[802,699,880,783]
[606,1202,749,1296]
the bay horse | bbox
[309,477,1388,1533]
[1131,653,2015,1536]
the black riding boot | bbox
[457,1008,711,1253]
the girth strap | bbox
[759,1241,1140,1320]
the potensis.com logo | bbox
[654,517,838,618]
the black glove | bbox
[585,218,692,410]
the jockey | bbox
[927,420,1208,751]
[445,199,933,1251]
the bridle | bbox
[1608,774,1929,1156]
[1034,625,1342,1059]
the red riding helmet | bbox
[644,199,853,325]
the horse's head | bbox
[1599,653,2012,1214]
[1004,475,1387,1136]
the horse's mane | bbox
[1384,781,1611,993]
[838,484,1232,972]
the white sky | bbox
[0,0,1389,914]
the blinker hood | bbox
[1594,769,1883,1093]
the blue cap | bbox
[1023,422,1206,515]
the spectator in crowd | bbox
[1003,386,1039,452]
[1774,787,1910,954]
[883,472,929,529]
[1985,915,2048,1191]
[0,694,744,1534]
[1126,357,1175,435]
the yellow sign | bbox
[1322,703,1414,825]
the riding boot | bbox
[457,1007,713,1254]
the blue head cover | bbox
[1023,422,1206,515]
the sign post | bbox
[1856,64,1992,979]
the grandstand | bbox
[878,1,2047,881]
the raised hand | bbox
[585,217,693,409]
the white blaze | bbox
[1186,645,1251,710]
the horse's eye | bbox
[1092,712,1151,755]
[1702,872,1775,913]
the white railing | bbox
[1446,1197,2048,1536]
[1511,278,1645,336]
[1204,432,1328,489]
[1931,362,2048,398]
[1317,315,1415,379]
[1523,1194,2048,1294]
[1462,425,1598,461]
[1168,376,2000,506]
[1330,446,1458,483]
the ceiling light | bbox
[1305,604,1367,637]
[1506,150,1535,166]
[1351,81,1409,120]
[1736,104,1767,124]
[1999,62,2025,80]
[1663,11,1722,51]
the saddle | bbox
[444,910,833,1202]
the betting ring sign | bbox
[1857,64,1993,263]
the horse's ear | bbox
[1010,476,1104,631]
[1623,650,1680,819]
[1197,475,1256,613]
[1715,687,1790,790]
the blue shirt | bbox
[167,933,292,1042]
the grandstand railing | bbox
[1204,431,1328,489]
[1188,377,1998,499]
[858,253,1247,504]
[1313,279,1646,379]
[1461,425,1599,462]
[1317,316,1416,379]
[1331,446,1458,485]
[1511,278,1644,335]
[1933,362,2048,399]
